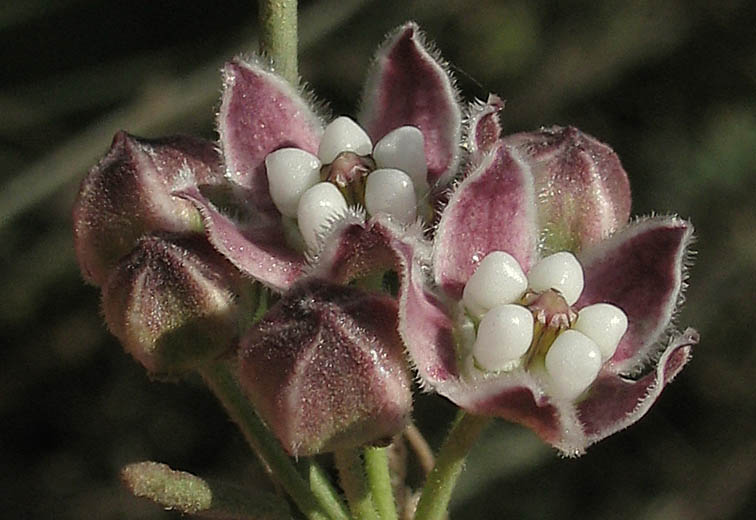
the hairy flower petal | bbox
[219,57,324,211]
[578,328,697,446]
[576,217,693,373]
[176,186,305,291]
[359,22,461,192]
[433,142,538,299]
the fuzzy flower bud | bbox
[501,126,631,253]
[239,281,412,456]
[73,132,223,286]
[102,235,240,376]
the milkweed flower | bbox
[391,107,698,455]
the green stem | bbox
[258,0,298,84]
[364,447,397,520]
[335,448,380,520]
[308,461,351,520]
[413,412,491,520]
[199,361,331,520]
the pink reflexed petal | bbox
[359,22,461,191]
[433,142,538,299]
[443,371,587,455]
[219,57,324,209]
[579,328,697,445]
[576,217,693,373]
[308,214,395,284]
[464,94,505,168]
[176,186,305,291]
[501,126,631,251]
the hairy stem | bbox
[364,446,398,520]
[335,448,380,520]
[199,360,333,520]
[413,412,491,520]
[258,0,298,84]
[308,461,351,520]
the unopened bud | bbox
[239,281,412,456]
[501,126,631,252]
[102,235,240,376]
[73,132,223,286]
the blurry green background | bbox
[2,0,755,518]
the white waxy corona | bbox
[544,329,602,400]
[364,168,417,224]
[574,303,628,361]
[265,148,322,217]
[472,304,534,372]
[297,182,348,250]
[372,126,428,191]
[527,251,584,306]
[317,116,373,164]
[462,251,528,317]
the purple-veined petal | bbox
[359,22,461,192]
[576,216,693,373]
[464,94,505,168]
[433,142,538,299]
[73,131,223,286]
[501,126,631,252]
[219,57,324,210]
[176,186,305,291]
[578,328,697,445]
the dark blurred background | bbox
[2,0,755,518]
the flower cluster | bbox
[73,22,697,458]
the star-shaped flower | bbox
[390,109,699,455]
[174,22,462,291]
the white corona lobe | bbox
[527,251,584,305]
[473,304,534,372]
[364,168,417,224]
[265,148,322,217]
[544,329,602,400]
[463,251,528,317]
[574,303,628,361]
[297,182,348,250]
[373,126,428,191]
[318,116,373,164]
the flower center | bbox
[460,250,628,400]
[264,116,429,251]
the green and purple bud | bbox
[73,132,223,286]
[499,126,631,253]
[239,281,412,456]
[102,235,242,377]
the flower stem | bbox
[258,0,298,84]
[413,412,491,520]
[199,360,335,520]
[308,461,351,520]
[335,447,380,520]
[364,446,398,520]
